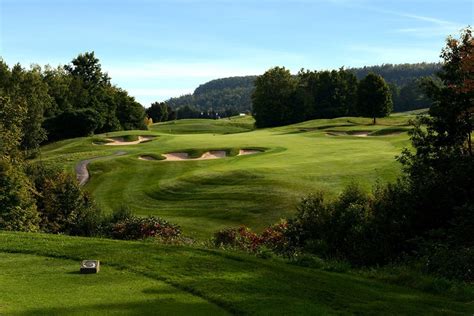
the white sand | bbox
[104,136,154,146]
[162,152,190,161]
[238,149,261,155]
[351,132,369,137]
[200,150,226,159]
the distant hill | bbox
[165,63,441,113]
[348,63,441,86]
[166,76,257,115]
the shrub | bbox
[107,212,181,241]
[44,108,100,141]
[27,164,101,236]
[286,183,374,265]
[0,159,40,232]
[213,221,295,257]
[419,242,474,282]
[213,226,262,251]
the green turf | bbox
[149,116,255,134]
[0,252,224,315]
[37,115,415,239]
[0,231,471,315]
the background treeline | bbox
[166,76,256,116]
[0,52,146,152]
[163,63,440,116]
[252,67,393,127]
[145,101,237,122]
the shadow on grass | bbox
[14,300,224,316]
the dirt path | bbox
[75,151,127,186]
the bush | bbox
[27,164,101,236]
[286,183,374,265]
[0,159,40,232]
[213,221,296,257]
[106,208,181,241]
[419,243,474,282]
[213,226,262,251]
[44,108,100,141]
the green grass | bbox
[0,231,471,315]
[0,252,222,315]
[120,134,140,142]
[149,116,255,134]
[37,114,415,239]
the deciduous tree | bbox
[356,73,393,124]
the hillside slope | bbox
[0,231,471,315]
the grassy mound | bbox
[138,153,166,160]
[150,116,255,134]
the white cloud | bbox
[347,44,441,66]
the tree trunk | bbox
[373,117,376,125]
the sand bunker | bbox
[239,149,261,155]
[326,131,369,137]
[162,152,190,161]
[163,150,226,161]
[104,136,154,146]
[351,132,369,137]
[160,149,261,161]
[138,155,157,161]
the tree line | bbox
[0,52,147,154]
[252,67,392,127]
[145,101,240,122]
[163,64,440,116]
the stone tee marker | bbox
[80,260,100,274]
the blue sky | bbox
[1,0,472,106]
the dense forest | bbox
[165,76,256,118]
[252,68,392,127]
[164,63,441,116]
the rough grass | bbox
[0,231,472,315]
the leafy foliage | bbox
[356,73,393,124]
[213,221,293,257]
[0,52,147,145]
[252,67,297,127]
[106,207,181,241]
[0,94,39,232]
[0,160,39,232]
[28,165,100,236]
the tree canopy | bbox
[0,52,147,144]
[356,73,393,124]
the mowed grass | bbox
[0,231,472,315]
[39,115,412,239]
[0,252,224,315]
